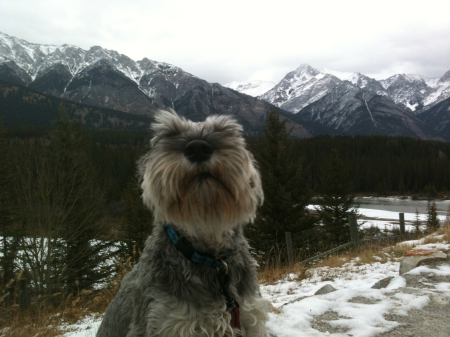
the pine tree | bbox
[245,109,316,252]
[9,108,115,296]
[121,177,153,261]
[0,120,17,290]
[316,149,358,244]
[49,108,112,294]
[426,200,440,231]
[446,204,450,225]
[414,208,421,233]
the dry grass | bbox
[385,242,416,258]
[0,258,133,337]
[258,263,308,285]
[440,220,450,242]
[3,225,449,336]
[258,229,440,285]
[422,235,442,244]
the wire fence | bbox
[260,213,426,267]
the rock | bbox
[371,276,394,289]
[399,249,448,275]
[314,284,337,295]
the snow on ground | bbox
[62,315,100,337]
[62,237,450,337]
[52,201,450,336]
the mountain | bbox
[1,31,448,139]
[259,64,450,115]
[296,81,432,139]
[0,31,312,136]
[320,68,387,96]
[254,64,450,138]
[0,80,153,129]
[224,80,275,97]
[419,96,450,141]
[260,64,342,112]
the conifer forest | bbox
[1,109,450,307]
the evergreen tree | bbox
[246,110,316,252]
[121,177,153,261]
[49,108,112,294]
[446,203,450,225]
[426,200,440,231]
[414,208,421,233]
[316,149,358,244]
[9,108,115,296]
[0,119,17,290]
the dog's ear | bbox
[150,109,187,146]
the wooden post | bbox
[399,213,405,235]
[285,232,294,266]
[348,214,359,247]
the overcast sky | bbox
[1,0,449,85]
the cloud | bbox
[0,0,449,84]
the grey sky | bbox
[1,0,449,84]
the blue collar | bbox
[162,222,228,269]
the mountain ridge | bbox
[1,31,448,140]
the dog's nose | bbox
[184,140,213,163]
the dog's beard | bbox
[167,168,247,236]
[142,160,260,241]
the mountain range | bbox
[226,65,450,140]
[1,31,449,140]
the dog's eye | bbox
[249,179,255,188]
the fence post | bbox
[348,214,359,247]
[399,213,405,235]
[285,232,294,266]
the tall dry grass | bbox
[2,223,449,336]
[0,258,133,337]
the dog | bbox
[96,109,269,337]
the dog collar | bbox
[162,222,241,331]
[162,222,228,269]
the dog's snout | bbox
[184,140,213,163]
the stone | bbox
[371,276,394,289]
[399,249,448,275]
[314,284,337,295]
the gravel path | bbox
[380,262,450,337]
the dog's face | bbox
[139,110,263,238]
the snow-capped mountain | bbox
[420,96,450,141]
[0,31,313,136]
[0,31,209,112]
[260,64,342,112]
[297,81,431,138]
[320,68,387,96]
[259,64,450,115]
[223,80,275,97]
[1,31,448,139]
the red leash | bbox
[230,306,242,336]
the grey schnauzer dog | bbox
[97,110,269,337]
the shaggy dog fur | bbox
[96,110,269,337]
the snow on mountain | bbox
[321,68,387,96]
[223,80,275,97]
[0,31,200,97]
[257,64,450,114]
[260,64,342,112]
[0,31,313,136]
[260,65,390,114]
[379,72,450,112]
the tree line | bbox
[1,108,449,307]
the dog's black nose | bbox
[184,140,213,163]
